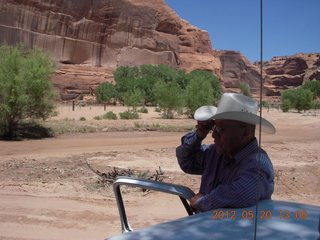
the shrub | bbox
[239,83,252,97]
[79,117,86,121]
[261,101,270,108]
[119,111,139,119]
[94,116,102,120]
[137,107,148,113]
[0,44,56,138]
[102,111,118,120]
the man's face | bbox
[212,119,248,157]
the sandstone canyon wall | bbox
[254,53,320,96]
[0,0,222,99]
[0,0,319,100]
[219,50,269,96]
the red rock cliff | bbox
[0,0,220,97]
[0,0,223,98]
[254,53,320,96]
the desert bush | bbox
[102,111,118,120]
[137,107,148,113]
[239,83,252,97]
[261,101,270,108]
[119,111,139,119]
[79,117,86,121]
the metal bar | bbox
[113,176,196,233]
[179,196,194,216]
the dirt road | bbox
[0,107,319,239]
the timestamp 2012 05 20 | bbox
[211,209,308,220]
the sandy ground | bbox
[0,105,319,240]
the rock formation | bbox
[0,0,319,100]
[0,0,221,99]
[254,53,320,96]
[219,50,270,96]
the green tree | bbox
[302,80,320,98]
[153,80,184,119]
[0,44,56,137]
[281,88,313,112]
[123,88,145,112]
[281,99,291,112]
[186,70,221,104]
[184,77,214,118]
[96,82,117,103]
[113,66,139,103]
[239,83,252,97]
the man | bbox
[176,93,275,212]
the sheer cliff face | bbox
[219,50,268,95]
[0,0,219,73]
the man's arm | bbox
[176,131,211,175]
[176,120,214,175]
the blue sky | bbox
[164,0,320,62]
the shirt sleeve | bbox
[176,131,211,175]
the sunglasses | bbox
[211,124,246,135]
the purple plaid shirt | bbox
[176,131,274,212]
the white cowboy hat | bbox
[212,93,276,134]
[194,106,217,121]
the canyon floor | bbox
[0,105,319,240]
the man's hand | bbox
[190,193,205,210]
[196,120,214,139]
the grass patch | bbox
[133,122,193,132]
[40,119,97,135]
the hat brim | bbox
[194,106,217,121]
[212,111,276,134]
